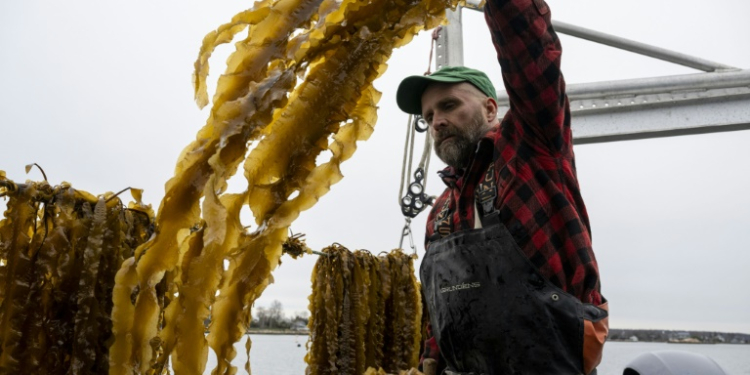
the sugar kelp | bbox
[115,0,326,370]
[206,0,454,370]
[0,174,153,374]
[382,251,422,371]
[305,246,422,375]
[109,0,456,373]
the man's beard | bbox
[433,110,489,169]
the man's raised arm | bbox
[484,0,571,156]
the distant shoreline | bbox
[246,329,310,335]
[599,328,748,345]
[240,329,749,344]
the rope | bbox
[425,26,443,76]
[398,114,417,205]
[397,25,443,254]
[419,130,433,186]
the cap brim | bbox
[396,74,466,115]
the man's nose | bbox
[430,113,448,131]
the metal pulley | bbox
[413,114,429,133]
[400,167,433,218]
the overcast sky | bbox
[1,0,749,335]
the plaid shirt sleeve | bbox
[484,0,571,157]
[482,0,601,306]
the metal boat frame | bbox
[436,2,750,144]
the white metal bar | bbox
[571,92,750,144]
[492,70,750,143]
[458,1,736,72]
[435,8,464,69]
[497,69,750,103]
[552,21,736,73]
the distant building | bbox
[291,319,309,332]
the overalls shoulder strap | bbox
[475,161,500,228]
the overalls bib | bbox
[420,163,607,375]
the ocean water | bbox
[195,335,750,375]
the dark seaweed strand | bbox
[398,251,414,369]
[92,202,124,373]
[352,252,369,374]
[379,253,396,372]
[0,184,38,373]
[323,246,340,374]
[405,254,423,368]
[303,258,321,374]
[312,252,330,374]
[376,253,391,370]
[392,251,408,371]
[400,252,420,369]
[57,199,95,373]
[318,247,333,375]
[364,253,382,369]
[394,251,412,370]
[36,188,70,374]
[41,188,85,373]
[337,248,355,374]
[304,260,317,374]
[18,189,58,371]
[70,198,107,374]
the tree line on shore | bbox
[251,300,309,330]
[203,300,309,331]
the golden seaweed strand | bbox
[120,0,321,367]
[170,192,244,375]
[193,4,273,108]
[152,225,205,374]
[109,258,140,375]
[215,31,388,373]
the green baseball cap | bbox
[396,66,497,115]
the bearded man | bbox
[396,0,608,374]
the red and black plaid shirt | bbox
[421,0,603,366]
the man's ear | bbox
[484,97,498,122]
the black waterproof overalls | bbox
[420,163,607,375]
